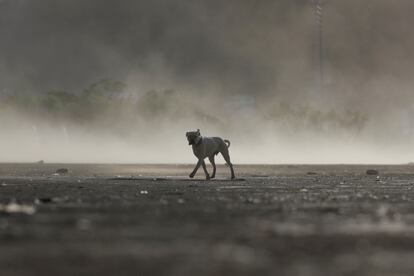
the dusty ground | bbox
[1,163,414,276]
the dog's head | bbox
[186,129,201,145]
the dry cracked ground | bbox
[1,164,414,276]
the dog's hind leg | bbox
[208,156,216,179]
[201,160,210,180]
[221,149,235,180]
[189,160,202,178]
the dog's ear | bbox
[196,129,200,135]
[186,132,189,137]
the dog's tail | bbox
[224,139,230,148]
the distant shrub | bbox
[261,102,368,134]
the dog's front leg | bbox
[189,160,202,178]
[201,160,210,180]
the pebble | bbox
[366,169,379,175]
[0,202,36,215]
[76,218,92,231]
[56,168,69,174]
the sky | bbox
[1,0,414,163]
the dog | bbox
[186,129,235,180]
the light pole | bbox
[312,0,324,91]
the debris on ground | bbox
[247,197,261,204]
[159,199,168,205]
[36,160,45,164]
[35,198,52,204]
[76,218,92,231]
[56,168,69,175]
[0,202,36,215]
[34,197,68,204]
[366,169,379,175]
[307,172,318,175]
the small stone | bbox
[36,198,52,204]
[76,218,92,230]
[56,168,69,174]
[366,169,379,175]
[252,198,261,204]
[0,202,36,215]
[35,197,67,205]
[376,205,389,218]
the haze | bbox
[1,0,414,164]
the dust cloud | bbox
[1,0,414,164]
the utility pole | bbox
[313,0,324,91]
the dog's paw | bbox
[189,173,195,178]
[205,175,211,180]
[210,174,215,179]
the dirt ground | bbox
[1,163,414,276]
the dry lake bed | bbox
[1,163,414,276]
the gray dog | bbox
[186,129,235,180]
